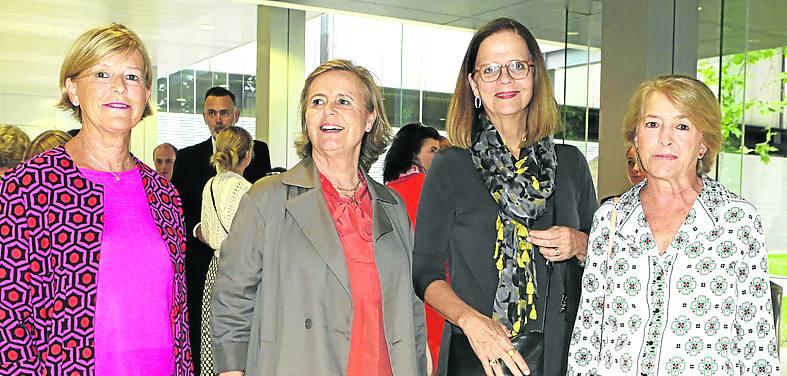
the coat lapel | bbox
[283,158,352,295]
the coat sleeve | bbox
[0,173,37,371]
[567,203,613,376]
[731,203,780,375]
[412,152,455,299]
[210,189,266,372]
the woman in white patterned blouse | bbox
[198,126,254,376]
[567,75,780,376]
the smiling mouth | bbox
[320,124,343,132]
[104,102,130,109]
[495,91,519,99]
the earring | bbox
[365,128,371,133]
[474,96,481,109]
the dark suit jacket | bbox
[172,137,271,234]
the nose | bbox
[498,66,514,84]
[325,101,338,116]
[658,125,673,146]
[111,74,127,94]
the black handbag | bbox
[446,263,553,376]
[500,261,553,376]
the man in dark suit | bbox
[171,86,271,373]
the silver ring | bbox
[555,248,561,257]
[489,359,498,365]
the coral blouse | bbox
[319,173,392,376]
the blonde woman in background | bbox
[199,126,254,375]
[0,124,30,175]
[23,129,72,160]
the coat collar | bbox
[282,157,397,296]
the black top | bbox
[412,144,597,376]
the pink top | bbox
[82,167,175,376]
[319,173,392,376]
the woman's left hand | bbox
[528,226,588,263]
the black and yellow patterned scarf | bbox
[470,116,557,334]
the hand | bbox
[528,226,588,263]
[456,310,530,376]
[195,224,209,246]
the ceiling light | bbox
[567,31,580,36]
[199,24,216,31]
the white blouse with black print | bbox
[567,175,780,376]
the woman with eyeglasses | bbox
[413,18,597,376]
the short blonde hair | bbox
[623,75,722,174]
[24,130,72,160]
[0,124,30,169]
[211,127,254,173]
[446,18,559,149]
[294,59,392,172]
[57,23,153,123]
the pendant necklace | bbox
[80,138,130,182]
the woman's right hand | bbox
[456,310,530,376]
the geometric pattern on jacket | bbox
[0,145,193,375]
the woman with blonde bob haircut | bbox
[212,59,426,376]
[199,126,254,375]
[568,75,779,375]
[0,124,30,174]
[0,24,192,374]
[23,129,72,160]
[413,17,597,376]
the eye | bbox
[95,71,110,79]
[430,146,439,153]
[626,158,636,167]
[510,61,526,71]
[482,64,499,75]
[644,121,658,128]
[338,98,350,105]
[220,110,230,116]
[676,123,690,131]
[311,98,325,106]
[125,74,140,81]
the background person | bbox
[625,144,644,185]
[567,75,780,375]
[0,23,192,374]
[153,142,177,180]
[198,126,254,376]
[383,122,444,373]
[211,59,427,376]
[412,18,597,376]
[171,86,271,372]
[0,124,30,175]
[23,129,72,160]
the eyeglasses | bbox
[473,60,535,82]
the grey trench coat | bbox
[211,157,428,376]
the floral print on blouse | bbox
[567,175,780,376]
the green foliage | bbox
[698,48,787,163]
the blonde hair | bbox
[57,23,153,123]
[294,59,392,172]
[446,18,559,149]
[211,127,254,173]
[0,124,31,169]
[24,130,72,160]
[623,75,722,174]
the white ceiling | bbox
[1,0,784,99]
[0,0,258,96]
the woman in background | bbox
[199,126,254,375]
[24,129,72,160]
[383,122,444,373]
[0,124,30,175]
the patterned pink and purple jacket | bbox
[0,146,193,375]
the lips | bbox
[654,154,678,160]
[320,123,343,133]
[495,91,519,99]
[103,102,130,109]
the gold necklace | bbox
[80,138,130,182]
[332,176,363,205]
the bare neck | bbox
[487,111,526,158]
[66,128,132,171]
[312,151,361,189]
[641,174,704,208]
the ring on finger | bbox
[506,348,516,357]
[489,358,498,365]
[555,248,561,257]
